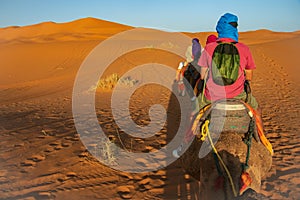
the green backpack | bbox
[211,42,240,86]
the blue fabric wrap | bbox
[216,13,239,42]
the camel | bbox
[179,100,273,200]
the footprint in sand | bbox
[117,185,134,199]
[61,141,72,147]
[0,170,8,182]
[66,172,77,178]
[38,191,54,199]
[21,160,36,167]
[20,154,46,173]
[29,154,46,162]
[138,178,152,191]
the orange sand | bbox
[0,18,299,199]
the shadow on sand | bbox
[162,81,201,199]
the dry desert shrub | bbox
[97,73,120,90]
[97,137,118,166]
[90,73,138,91]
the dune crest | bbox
[0,17,132,43]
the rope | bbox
[200,69,209,105]
[213,153,223,176]
[243,118,255,171]
[199,120,209,141]
[203,120,238,197]
[242,102,273,155]
[184,105,211,143]
[240,118,255,194]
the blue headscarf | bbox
[192,38,201,60]
[216,13,239,42]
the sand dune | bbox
[0,18,299,199]
[0,17,132,43]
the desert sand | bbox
[0,18,299,199]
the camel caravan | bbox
[173,13,273,199]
